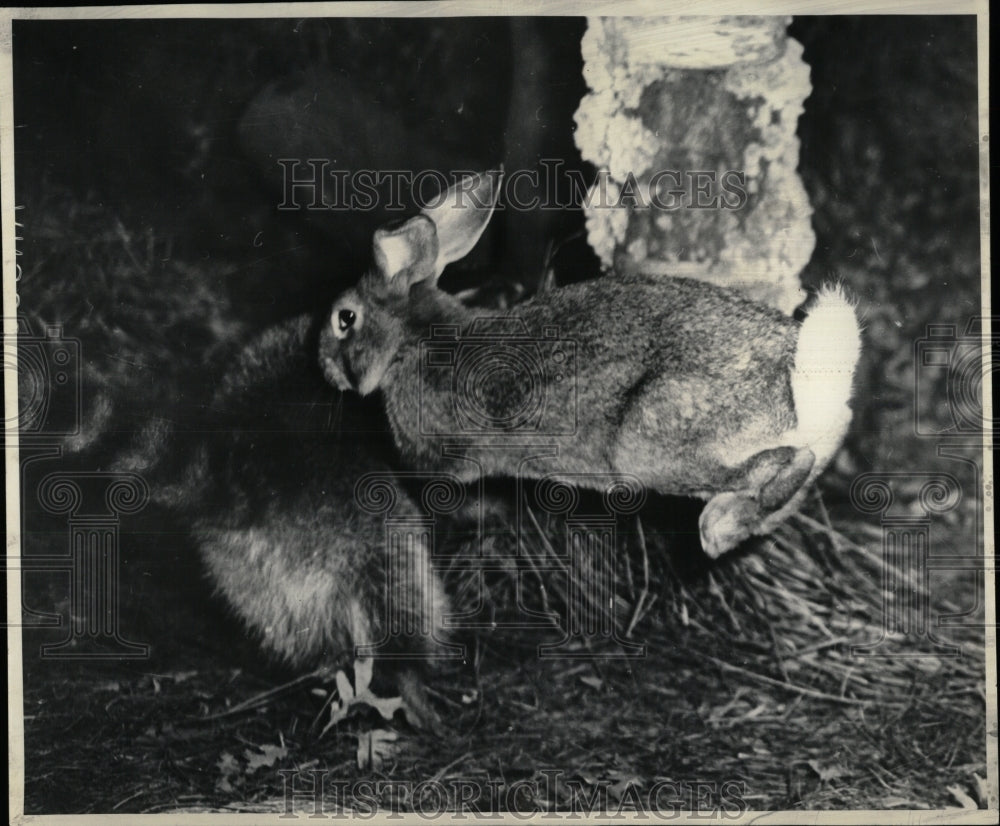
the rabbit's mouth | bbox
[340,356,361,393]
[320,351,357,393]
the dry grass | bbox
[20,476,987,813]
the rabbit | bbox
[317,171,862,559]
[114,312,450,731]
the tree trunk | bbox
[574,16,813,314]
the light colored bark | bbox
[574,16,813,314]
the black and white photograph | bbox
[2,1,995,820]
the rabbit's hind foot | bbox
[699,446,815,558]
[699,492,758,559]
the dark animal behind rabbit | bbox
[116,313,451,728]
[196,315,397,517]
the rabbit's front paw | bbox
[699,492,761,559]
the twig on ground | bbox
[624,515,651,639]
[704,655,878,706]
[201,670,324,721]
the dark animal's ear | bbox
[372,215,439,290]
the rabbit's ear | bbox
[373,215,440,290]
[422,170,500,279]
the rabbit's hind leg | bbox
[698,446,815,558]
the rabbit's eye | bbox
[336,309,357,336]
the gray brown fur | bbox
[318,173,861,557]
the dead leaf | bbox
[216,752,240,794]
[321,702,348,735]
[354,657,374,693]
[320,662,405,736]
[366,693,404,722]
[947,784,978,809]
[972,773,989,806]
[807,760,850,782]
[580,675,603,690]
[350,658,402,719]
[335,669,355,704]
[244,743,289,774]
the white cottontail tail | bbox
[116,314,449,730]
[318,172,862,558]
